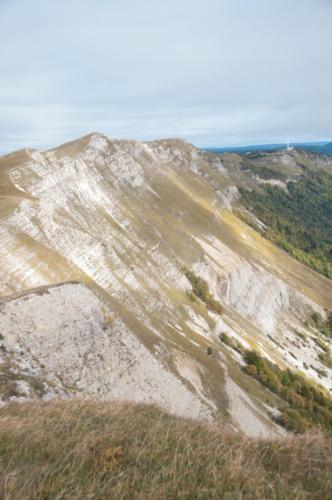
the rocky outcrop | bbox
[0,282,217,421]
[0,133,331,434]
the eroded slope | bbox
[0,133,331,435]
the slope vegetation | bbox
[0,134,332,435]
[0,400,331,500]
[239,167,332,278]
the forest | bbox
[239,169,332,278]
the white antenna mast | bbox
[286,138,293,151]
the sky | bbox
[0,0,332,152]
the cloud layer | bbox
[0,0,331,151]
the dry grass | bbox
[0,400,331,499]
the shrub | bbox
[315,367,328,378]
[319,351,332,369]
[184,269,223,315]
[245,364,258,377]
[242,350,332,434]
[219,333,244,354]
[314,337,329,353]
[279,409,312,433]
[312,312,322,327]
[321,313,332,338]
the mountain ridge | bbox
[0,133,331,437]
[205,140,332,156]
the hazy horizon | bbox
[0,134,331,156]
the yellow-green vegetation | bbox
[219,334,332,433]
[311,311,332,338]
[184,269,223,314]
[219,332,244,352]
[319,351,332,369]
[242,350,332,434]
[220,209,332,312]
[239,169,332,278]
[1,400,332,499]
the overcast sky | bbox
[0,0,331,152]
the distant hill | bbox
[205,141,332,156]
[321,142,332,155]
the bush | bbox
[219,333,244,354]
[245,364,258,377]
[242,350,332,434]
[312,312,322,327]
[321,313,332,338]
[279,409,312,433]
[184,269,223,315]
[319,351,332,369]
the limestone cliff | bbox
[0,133,331,437]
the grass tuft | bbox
[0,400,332,499]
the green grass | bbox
[0,400,332,499]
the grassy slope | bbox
[1,400,332,500]
[219,210,332,312]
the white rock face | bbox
[194,235,332,391]
[0,133,331,431]
[0,283,215,420]
[195,236,290,333]
[225,377,286,439]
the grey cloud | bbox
[0,0,331,152]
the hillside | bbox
[0,400,331,499]
[321,142,332,156]
[227,150,332,277]
[0,133,332,438]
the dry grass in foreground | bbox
[0,400,331,499]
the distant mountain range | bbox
[205,141,332,156]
